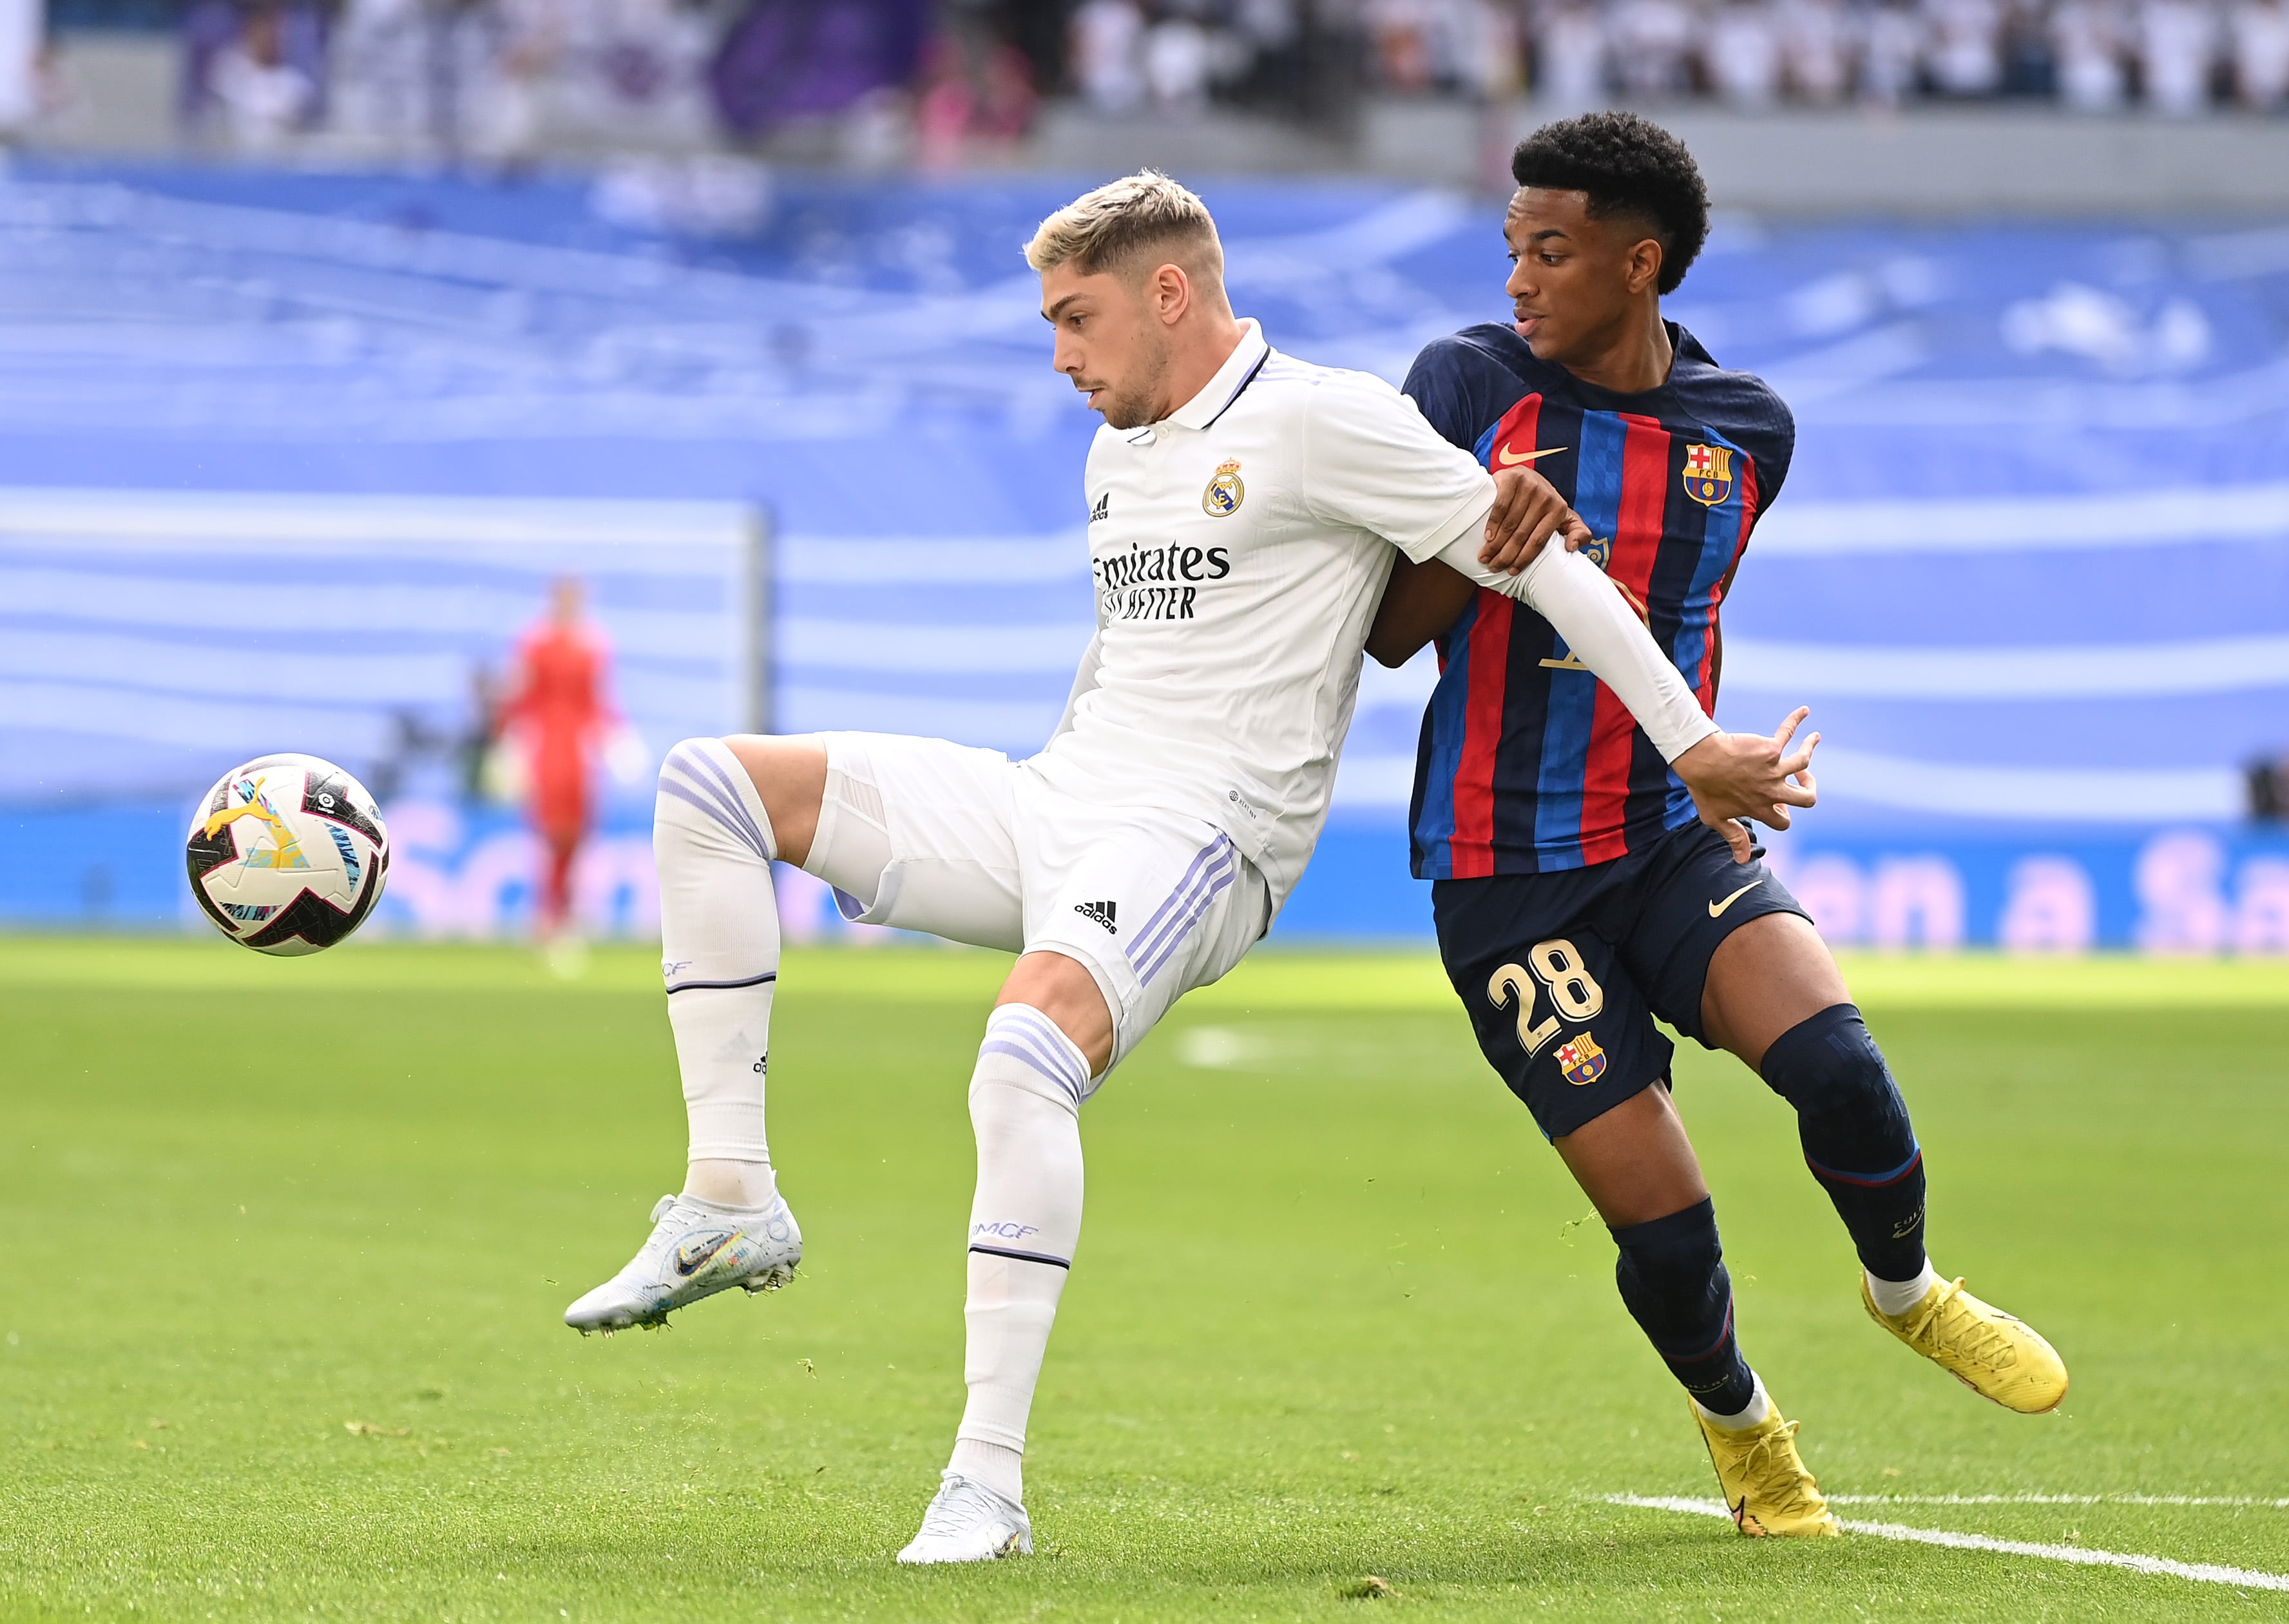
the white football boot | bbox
[563,1192,800,1333]
[895,1472,1034,1564]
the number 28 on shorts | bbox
[1487,939,1608,1083]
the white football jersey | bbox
[1027,320,1496,910]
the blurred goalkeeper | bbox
[497,576,639,941]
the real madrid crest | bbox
[1202,458,1245,517]
[1681,442,1734,507]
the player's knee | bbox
[1757,1003,1906,1125]
[1613,1197,1723,1286]
[997,952,1115,1076]
[1610,1198,1729,1343]
[972,1003,1091,1117]
[655,738,776,862]
[660,736,763,806]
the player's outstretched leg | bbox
[898,1001,1091,1563]
[1758,1004,2068,1415]
[564,738,801,1332]
[1611,1198,1839,1538]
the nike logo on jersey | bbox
[1493,443,1566,468]
[1073,899,1118,933]
[1089,492,1109,522]
[1709,881,1761,918]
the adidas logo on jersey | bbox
[1089,493,1109,522]
[1073,899,1118,933]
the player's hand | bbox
[1480,467,1593,575]
[1672,707,1820,864]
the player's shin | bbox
[949,1005,1091,1509]
[1611,1197,1763,1423]
[1758,1004,1931,1296]
[656,738,783,1213]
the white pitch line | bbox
[1826,1495,2289,1508]
[1608,1496,2289,1592]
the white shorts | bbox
[801,731,1271,1079]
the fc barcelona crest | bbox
[1555,1032,1607,1087]
[1202,458,1245,517]
[1682,443,1734,506]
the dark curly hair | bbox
[1510,113,1710,296]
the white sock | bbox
[1867,1260,1942,1318]
[948,1438,1025,1505]
[947,1004,1092,1509]
[1695,1371,1773,1431]
[655,738,782,1211]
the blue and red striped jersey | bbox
[1403,321,1794,879]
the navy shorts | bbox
[1432,821,1810,1141]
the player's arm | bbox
[1366,466,1588,667]
[1366,552,1473,667]
[1373,339,1589,666]
[1307,374,1813,857]
[1432,529,1817,861]
[1317,376,1735,776]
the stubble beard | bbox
[1095,326,1174,431]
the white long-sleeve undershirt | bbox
[1429,530,1720,765]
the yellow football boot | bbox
[1690,1400,1842,1538]
[1863,1275,2069,1415]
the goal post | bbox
[0,486,768,936]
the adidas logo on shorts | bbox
[1073,899,1118,933]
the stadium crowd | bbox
[175,0,2289,155]
[1071,0,2289,112]
[1343,0,2289,111]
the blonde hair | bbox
[1023,171,1225,284]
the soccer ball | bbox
[186,754,390,956]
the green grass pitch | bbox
[2,935,2286,1621]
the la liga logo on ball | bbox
[186,754,390,955]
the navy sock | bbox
[1610,1198,1757,1416]
[1759,1003,1928,1281]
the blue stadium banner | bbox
[0,164,2283,951]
